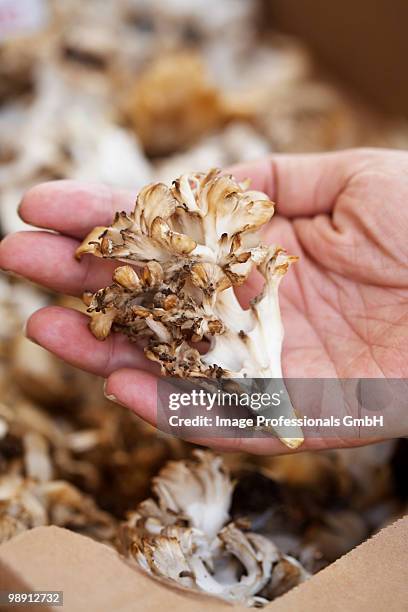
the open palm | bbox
[1,148,407,454]
[236,149,408,381]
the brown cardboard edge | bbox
[0,516,407,612]
[0,526,233,612]
[271,514,408,612]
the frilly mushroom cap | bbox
[77,169,274,269]
[77,169,303,448]
[152,449,233,539]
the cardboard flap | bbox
[0,518,407,611]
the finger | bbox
[18,180,135,239]
[0,231,118,295]
[227,148,377,218]
[17,152,361,238]
[105,368,372,455]
[26,306,158,377]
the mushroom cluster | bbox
[120,450,309,606]
[77,169,295,376]
[77,169,303,447]
[0,470,115,545]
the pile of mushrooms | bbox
[120,450,309,606]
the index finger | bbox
[18,180,135,240]
[18,150,391,239]
[18,153,355,240]
[18,152,357,239]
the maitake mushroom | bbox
[120,450,309,607]
[77,169,303,448]
[124,52,251,157]
[0,403,116,545]
[0,473,116,545]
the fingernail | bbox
[17,198,25,220]
[23,322,40,346]
[103,380,117,402]
[105,393,118,402]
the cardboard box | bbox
[266,0,408,117]
[0,516,406,611]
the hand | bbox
[0,148,407,454]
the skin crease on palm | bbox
[0,148,407,455]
